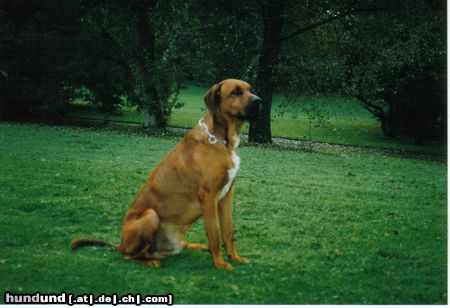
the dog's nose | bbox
[251,94,262,104]
[245,94,262,116]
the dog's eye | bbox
[231,88,242,96]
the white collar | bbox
[198,117,227,145]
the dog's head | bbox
[204,79,262,120]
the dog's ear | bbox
[204,82,222,116]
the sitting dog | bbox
[71,79,262,270]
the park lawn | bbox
[0,122,446,304]
[171,84,444,153]
[69,84,445,155]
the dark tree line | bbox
[0,0,446,144]
[0,0,181,127]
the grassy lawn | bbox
[0,122,446,304]
[69,84,445,155]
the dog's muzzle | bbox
[239,95,262,120]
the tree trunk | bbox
[134,0,164,128]
[143,109,163,128]
[357,95,396,138]
[248,1,285,143]
[379,111,396,138]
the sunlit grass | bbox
[68,84,445,154]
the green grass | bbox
[0,122,446,304]
[69,84,445,155]
[70,98,144,123]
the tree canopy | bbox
[0,0,446,143]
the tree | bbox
[0,0,181,127]
[0,0,84,121]
[174,1,261,85]
[77,0,182,127]
[342,0,446,143]
[248,0,387,143]
[251,0,445,144]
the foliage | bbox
[0,0,82,121]
[247,0,446,143]
[173,0,261,84]
[0,0,181,126]
[0,122,446,304]
[340,0,446,143]
[0,0,446,142]
[276,92,332,145]
[277,1,350,94]
[74,0,183,127]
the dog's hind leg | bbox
[117,208,161,266]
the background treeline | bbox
[0,0,446,144]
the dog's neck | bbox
[203,112,243,149]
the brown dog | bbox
[71,79,261,270]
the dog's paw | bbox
[229,255,249,263]
[144,260,161,267]
[134,258,161,267]
[184,243,209,251]
[214,261,233,271]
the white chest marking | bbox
[219,151,240,199]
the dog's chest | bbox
[219,151,240,199]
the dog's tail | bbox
[71,238,115,250]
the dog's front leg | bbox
[219,186,248,263]
[201,194,233,271]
